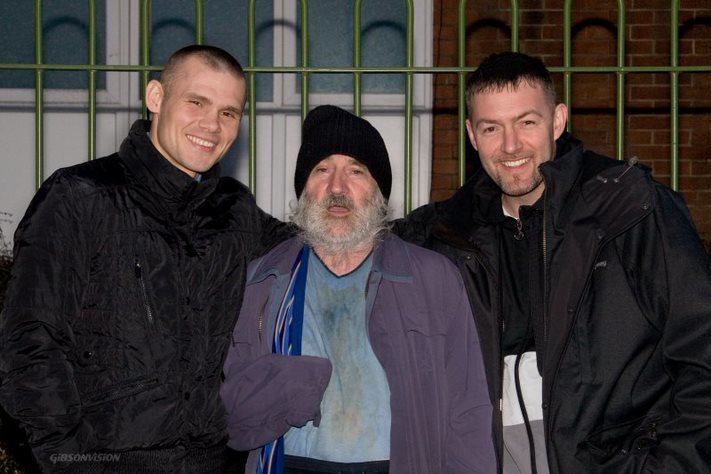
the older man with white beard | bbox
[220,105,496,474]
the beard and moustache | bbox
[290,189,390,255]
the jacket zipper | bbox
[514,218,525,240]
[135,260,154,325]
[258,312,264,344]
[258,299,268,345]
[542,191,549,350]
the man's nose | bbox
[199,110,221,133]
[327,170,346,194]
[502,128,522,155]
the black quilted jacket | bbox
[0,120,290,472]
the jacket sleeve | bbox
[0,173,93,472]
[639,185,711,471]
[254,207,297,259]
[390,202,438,246]
[442,263,497,473]
[222,353,332,451]
[221,280,332,452]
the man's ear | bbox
[553,103,568,140]
[465,118,478,151]
[145,80,164,115]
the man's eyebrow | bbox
[186,93,212,105]
[186,93,242,115]
[475,109,544,127]
[474,117,499,127]
[347,157,367,167]
[223,105,243,115]
[515,110,544,120]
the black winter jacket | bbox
[0,120,290,472]
[395,134,711,473]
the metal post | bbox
[248,0,257,192]
[563,0,573,133]
[140,0,151,119]
[404,0,414,213]
[34,0,44,189]
[301,0,309,122]
[511,0,519,52]
[195,0,204,44]
[457,0,467,186]
[88,0,97,161]
[616,1,627,160]
[354,0,362,117]
[670,0,680,191]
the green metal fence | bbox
[1,0,710,211]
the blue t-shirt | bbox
[284,250,391,462]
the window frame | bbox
[0,0,131,108]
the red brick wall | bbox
[433,0,711,251]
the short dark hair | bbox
[466,52,557,118]
[159,44,246,97]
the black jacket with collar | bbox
[395,133,711,473]
[0,120,291,472]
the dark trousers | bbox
[284,455,389,474]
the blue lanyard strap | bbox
[258,245,310,474]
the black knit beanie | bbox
[294,105,392,199]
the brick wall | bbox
[432,0,711,251]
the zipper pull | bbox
[612,156,639,183]
[514,219,525,241]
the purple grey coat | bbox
[221,233,496,473]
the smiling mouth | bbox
[187,134,216,149]
[501,158,529,168]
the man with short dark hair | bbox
[395,52,711,473]
[221,105,495,474]
[0,44,289,472]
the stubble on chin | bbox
[494,164,544,198]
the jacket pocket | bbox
[403,311,447,373]
[81,375,160,409]
[584,415,661,462]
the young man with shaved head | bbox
[0,45,289,472]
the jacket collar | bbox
[433,133,651,242]
[439,133,585,233]
[537,133,586,234]
[119,120,221,219]
[249,233,414,284]
[541,133,654,239]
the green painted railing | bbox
[88,0,97,163]
[457,0,689,190]
[248,0,258,192]
[2,0,707,198]
[33,0,44,190]
[563,1,627,164]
